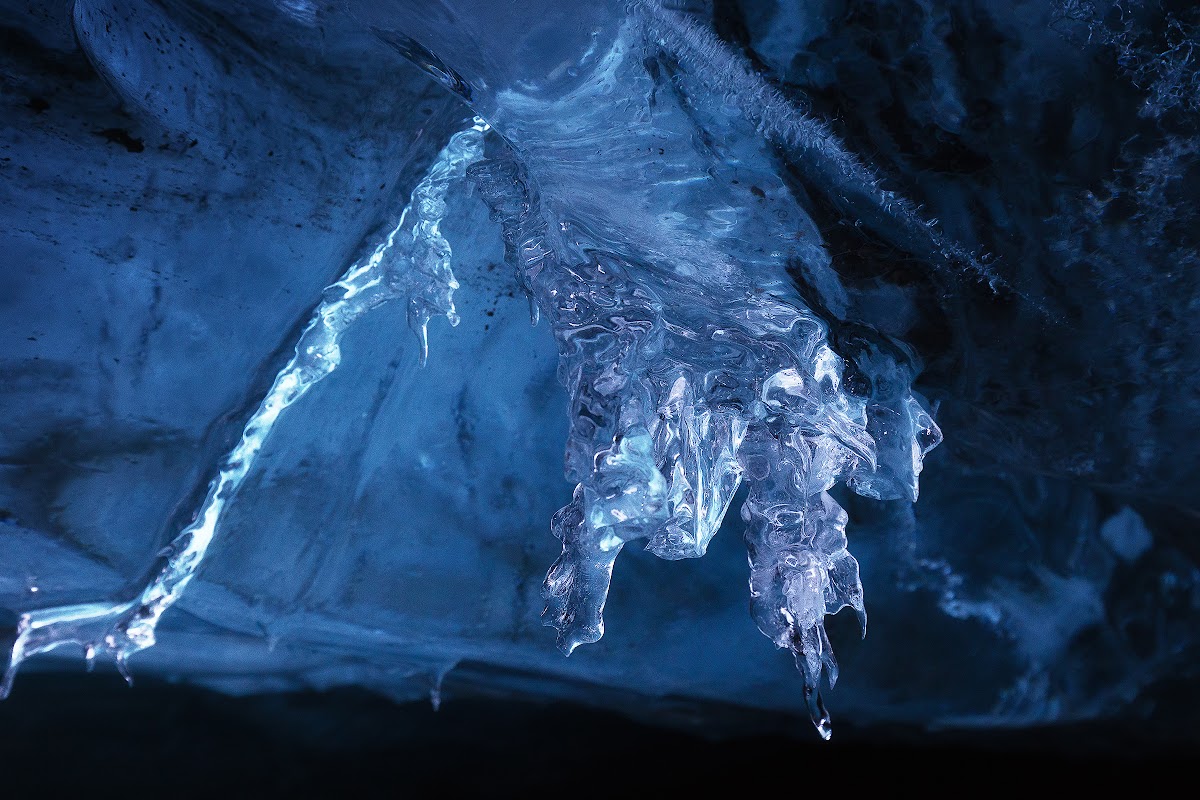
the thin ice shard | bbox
[0,118,488,698]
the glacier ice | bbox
[1,0,1198,738]
[2,1,945,734]
[456,5,946,733]
[471,133,941,734]
[1,116,488,698]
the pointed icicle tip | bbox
[0,608,19,700]
[416,322,430,368]
[430,662,456,711]
[816,717,832,741]
[804,683,833,741]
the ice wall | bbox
[0,0,1196,735]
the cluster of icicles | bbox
[473,145,941,738]
[2,115,939,738]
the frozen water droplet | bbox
[815,715,832,741]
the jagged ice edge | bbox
[469,136,942,739]
[0,117,488,699]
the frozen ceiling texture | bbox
[1,0,1197,738]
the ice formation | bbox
[0,3,947,736]
[472,144,939,735]
[464,4,944,735]
[2,0,1197,738]
[0,118,488,698]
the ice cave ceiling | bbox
[0,0,1197,736]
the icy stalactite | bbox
[471,147,941,737]
[461,11,942,730]
[3,1,944,732]
[0,118,488,699]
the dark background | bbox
[0,671,1193,794]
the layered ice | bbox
[1,0,1197,737]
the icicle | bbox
[429,661,457,711]
[471,131,939,738]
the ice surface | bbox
[1,0,1197,736]
[0,117,487,698]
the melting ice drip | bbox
[0,118,488,699]
[472,149,941,739]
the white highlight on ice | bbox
[0,118,488,698]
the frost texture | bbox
[0,118,487,698]
[632,0,999,293]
